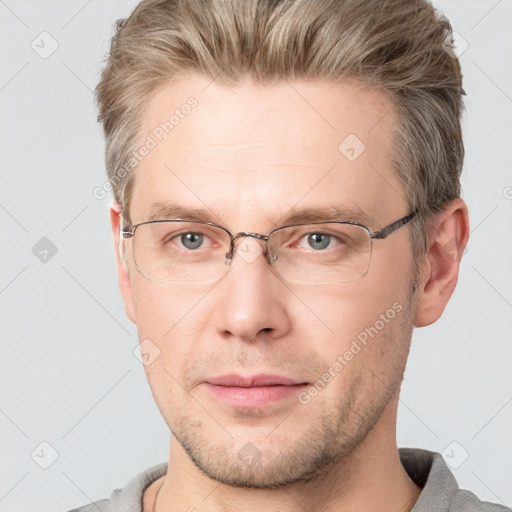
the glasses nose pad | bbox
[224,238,236,263]
[223,233,274,266]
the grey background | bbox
[1,1,511,511]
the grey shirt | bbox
[68,448,510,512]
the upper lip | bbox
[205,374,305,387]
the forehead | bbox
[130,75,405,229]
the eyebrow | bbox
[279,205,373,226]
[147,202,219,223]
[145,201,373,228]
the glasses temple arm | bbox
[371,212,417,239]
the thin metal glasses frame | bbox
[121,211,416,281]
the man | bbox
[72,0,509,510]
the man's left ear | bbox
[414,198,470,328]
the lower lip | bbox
[204,383,307,408]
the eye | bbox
[160,228,214,250]
[296,232,343,251]
[178,232,204,250]
[304,233,331,250]
[145,221,228,254]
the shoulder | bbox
[448,490,511,512]
[67,499,110,512]
[65,462,168,512]
[399,448,510,512]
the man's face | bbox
[121,76,417,487]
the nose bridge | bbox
[226,231,269,261]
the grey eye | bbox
[180,232,204,249]
[307,233,331,250]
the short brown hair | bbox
[96,0,465,258]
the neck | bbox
[149,398,422,512]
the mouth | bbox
[203,374,309,408]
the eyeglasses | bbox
[121,212,416,285]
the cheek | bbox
[130,275,206,336]
[312,294,412,404]
[291,281,408,346]
[130,277,213,378]
[290,279,413,391]
[130,281,203,412]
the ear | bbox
[414,198,469,327]
[110,204,137,324]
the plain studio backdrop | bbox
[1,1,511,511]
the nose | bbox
[213,236,291,343]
